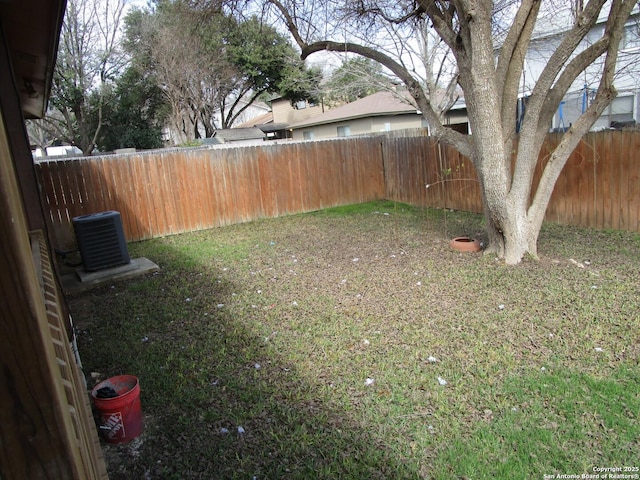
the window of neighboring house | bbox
[605,95,634,126]
[295,100,307,110]
[554,91,635,130]
[623,24,640,50]
[337,125,351,137]
[303,131,315,140]
[384,122,391,132]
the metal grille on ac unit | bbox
[73,211,130,272]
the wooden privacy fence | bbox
[36,139,387,250]
[383,131,640,233]
[36,131,640,251]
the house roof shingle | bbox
[289,91,418,129]
[237,111,274,128]
[212,127,265,142]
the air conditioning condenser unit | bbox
[73,211,130,272]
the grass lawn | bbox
[70,201,640,479]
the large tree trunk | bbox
[455,5,530,265]
[474,133,547,265]
[481,181,541,265]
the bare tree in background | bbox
[394,16,460,121]
[40,0,126,155]
[321,19,459,118]
[322,57,392,105]
[143,5,234,142]
[265,0,638,264]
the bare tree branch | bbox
[303,39,471,156]
[496,0,541,135]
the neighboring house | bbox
[165,100,272,146]
[236,110,288,140]
[210,127,265,144]
[287,90,468,141]
[518,7,640,131]
[237,97,327,140]
[271,97,326,126]
[238,110,273,129]
[32,145,83,158]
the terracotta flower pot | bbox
[449,237,481,252]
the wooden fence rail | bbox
[35,131,640,251]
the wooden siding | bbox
[1,110,107,479]
[36,131,640,251]
[32,230,109,479]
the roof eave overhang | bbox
[1,0,67,119]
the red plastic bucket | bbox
[91,375,143,444]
